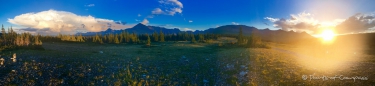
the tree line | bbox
[1,24,265,49]
[87,30,219,45]
[0,25,42,50]
[237,27,268,48]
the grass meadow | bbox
[0,39,374,85]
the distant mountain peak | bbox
[105,28,113,31]
[133,23,148,28]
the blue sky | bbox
[1,0,375,35]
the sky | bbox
[1,0,375,35]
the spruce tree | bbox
[238,27,244,45]
[191,34,196,43]
[1,25,6,44]
[93,33,99,42]
[160,30,165,42]
[146,34,151,46]
[153,31,158,42]
[99,34,104,44]
[34,33,42,45]
[119,33,123,43]
[198,34,204,42]
[77,34,84,42]
[114,35,120,44]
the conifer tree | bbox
[70,35,77,41]
[198,34,204,42]
[160,30,165,42]
[119,33,123,43]
[191,34,196,43]
[99,34,104,44]
[34,33,42,45]
[238,27,244,45]
[114,34,120,44]
[93,33,99,42]
[247,30,262,47]
[146,34,151,46]
[77,34,84,42]
[153,31,158,42]
[1,24,6,44]
[103,35,108,43]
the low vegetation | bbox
[1,24,373,85]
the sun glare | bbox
[320,29,335,41]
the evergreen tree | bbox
[238,27,244,45]
[160,30,165,42]
[34,33,42,45]
[1,24,6,44]
[119,33,123,43]
[99,34,104,44]
[9,26,15,44]
[70,35,77,41]
[114,34,120,44]
[198,34,205,42]
[93,33,99,42]
[183,32,189,41]
[103,35,108,43]
[153,31,158,42]
[125,32,130,43]
[247,31,262,47]
[146,34,151,46]
[77,34,85,42]
[191,34,196,43]
[131,33,138,43]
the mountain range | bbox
[79,23,315,43]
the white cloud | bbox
[181,28,194,31]
[146,15,154,18]
[152,0,183,16]
[141,19,149,25]
[335,13,375,34]
[265,12,375,34]
[135,19,140,21]
[232,22,239,25]
[188,20,193,23]
[159,0,183,8]
[265,17,279,22]
[152,8,164,14]
[265,12,327,34]
[8,10,132,35]
[138,14,141,17]
[85,4,95,7]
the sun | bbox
[320,29,336,41]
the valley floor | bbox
[0,42,374,85]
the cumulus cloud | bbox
[266,12,375,34]
[152,8,164,14]
[152,0,183,16]
[138,14,141,17]
[188,20,193,23]
[8,10,132,35]
[265,12,322,33]
[141,19,149,25]
[85,4,95,7]
[335,13,375,34]
[232,22,239,25]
